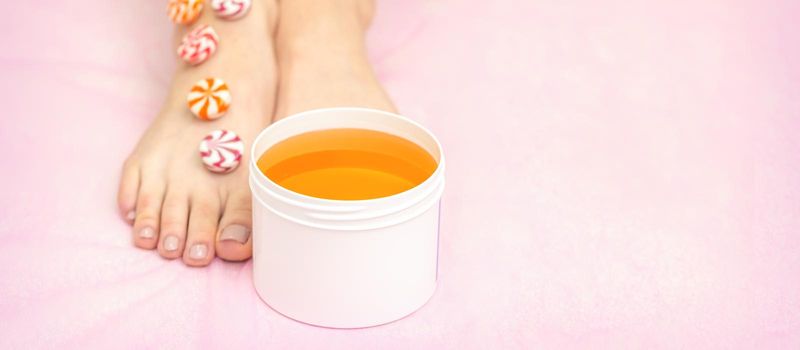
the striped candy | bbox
[178,25,219,65]
[187,78,231,120]
[211,0,252,20]
[199,130,244,173]
[167,0,204,25]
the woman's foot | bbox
[117,0,277,266]
[274,0,395,119]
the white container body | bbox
[249,107,445,328]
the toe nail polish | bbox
[139,227,155,239]
[164,235,179,251]
[126,210,136,221]
[220,225,250,244]
[190,244,208,260]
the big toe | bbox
[216,190,252,262]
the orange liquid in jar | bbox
[256,128,438,200]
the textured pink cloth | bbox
[1,0,799,348]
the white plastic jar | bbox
[249,107,445,328]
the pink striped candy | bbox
[178,25,219,65]
[199,130,244,173]
[211,0,252,20]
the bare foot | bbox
[117,1,277,266]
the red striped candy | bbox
[178,25,219,65]
[211,0,252,20]
[199,130,244,173]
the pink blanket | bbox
[1,0,799,348]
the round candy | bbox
[199,130,244,173]
[167,0,204,25]
[211,0,252,20]
[187,78,231,120]
[177,25,219,65]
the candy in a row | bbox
[169,0,252,23]
[167,0,204,24]
[178,25,219,65]
[199,130,244,173]
[188,77,231,120]
[211,0,252,20]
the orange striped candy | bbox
[168,0,204,25]
[187,78,231,121]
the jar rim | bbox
[248,107,446,230]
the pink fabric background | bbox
[1,0,799,348]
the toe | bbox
[158,188,189,259]
[184,192,221,267]
[216,190,253,262]
[132,174,166,250]
[118,157,140,224]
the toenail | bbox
[164,235,180,251]
[139,227,155,239]
[220,225,250,244]
[126,210,136,221]
[190,244,208,260]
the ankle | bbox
[275,0,373,63]
[278,0,374,30]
